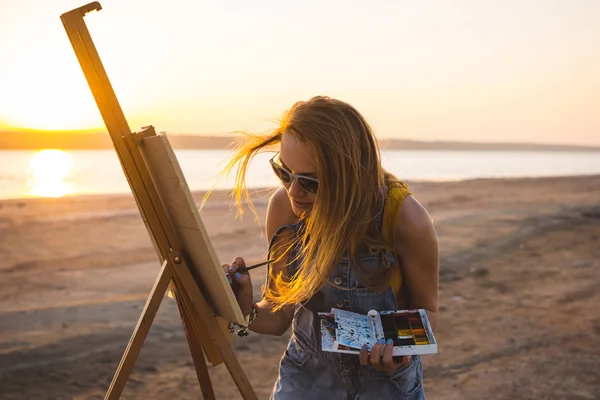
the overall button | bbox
[333,277,343,285]
[335,301,345,308]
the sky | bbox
[0,0,599,145]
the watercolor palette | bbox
[319,308,437,356]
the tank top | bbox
[382,184,412,307]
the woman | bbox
[222,96,438,399]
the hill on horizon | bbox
[0,129,599,152]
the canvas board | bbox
[138,133,246,326]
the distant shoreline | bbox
[1,130,599,152]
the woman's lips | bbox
[291,199,311,207]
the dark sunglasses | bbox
[269,154,319,195]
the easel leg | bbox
[171,266,258,400]
[104,261,173,400]
[175,287,216,400]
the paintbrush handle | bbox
[226,259,273,276]
[244,259,273,272]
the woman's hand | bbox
[359,339,412,373]
[221,256,254,317]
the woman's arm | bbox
[360,193,439,371]
[248,187,297,336]
[394,195,439,330]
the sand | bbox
[0,175,599,400]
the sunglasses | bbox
[269,154,319,195]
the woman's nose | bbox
[288,177,305,198]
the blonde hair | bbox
[224,96,407,309]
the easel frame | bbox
[60,3,257,399]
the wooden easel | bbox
[60,3,257,399]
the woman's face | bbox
[278,133,318,216]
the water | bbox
[0,149,599,200]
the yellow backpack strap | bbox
[382,185,412,301]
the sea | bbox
[1,149,599,200]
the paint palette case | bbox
[319,308,437,356]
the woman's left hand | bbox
[359,339,412,373]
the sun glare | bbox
[0,41,103,131]
[27,150,76,197]
[3,79,100,131]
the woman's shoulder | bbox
[394,194,436,242]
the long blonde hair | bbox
[224,96,406,309]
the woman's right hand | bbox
[222,256,254,318]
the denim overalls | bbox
[267,196,426,400]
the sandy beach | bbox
[0,175,599,400]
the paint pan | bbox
[407,313,430,345]
[384,309,437,355]
[394,315,413,337]
[380,314,400,345]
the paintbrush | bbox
[226,259,273,277]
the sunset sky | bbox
[0,0,599,145]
